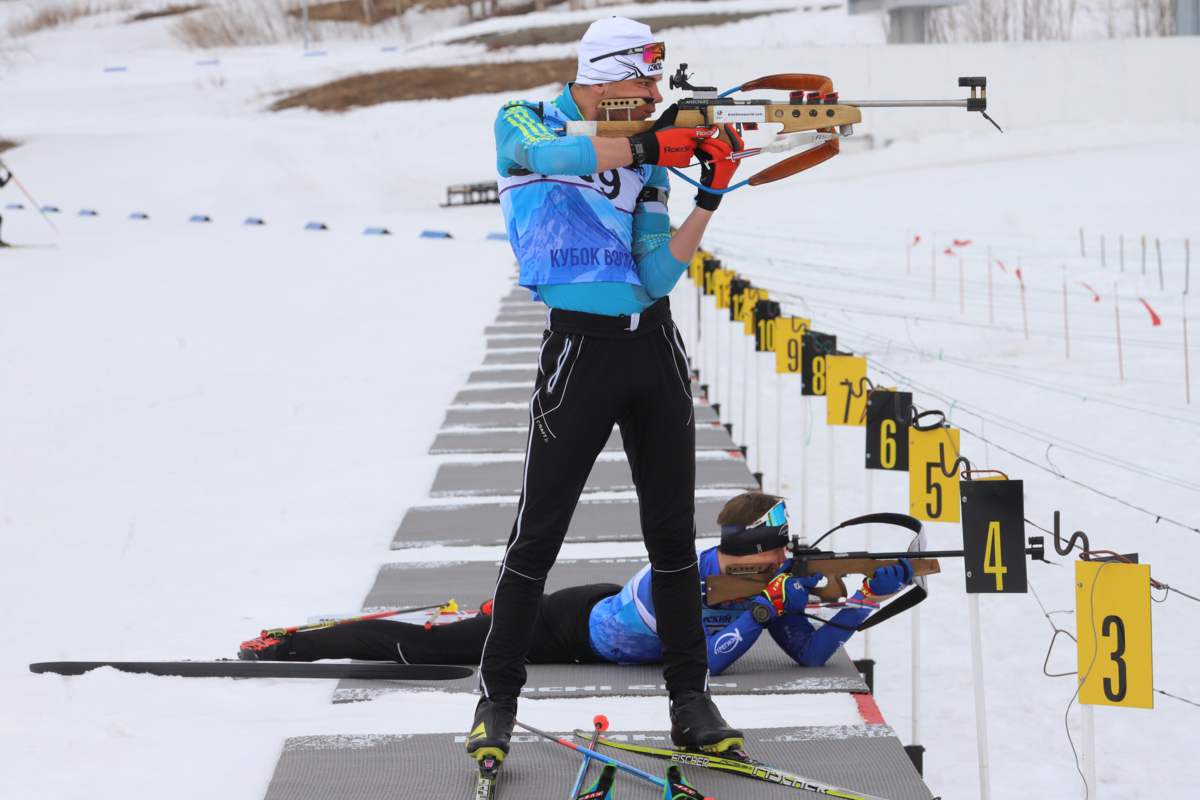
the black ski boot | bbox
[238,633,296,661]
[465,693,518,764]
[669,689,744,753]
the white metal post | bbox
[1081,703,1097,798]
[827,424,836,550]
[303,0,310,50]
[775,372,784,494]
[912,603,921,750]
[863,468,873,659]
[799,394,809,543]
[755,348,762,475]
[727,316,735,427]
[742,334,749,451]
[968,594,993,800]
[713,301,721,412]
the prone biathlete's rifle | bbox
[706,513,1046,629]
[564,64,1002,190]
[261,599,457,639]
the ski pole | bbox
[513,719,666,789]
[262,600,455,638]
[569,715,609,798]
[0,160,58,233]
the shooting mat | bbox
[332,559,866,702]
[487,336,543,350]
[429,458,757,497]
[467,368,536,385]
[263,726,932,800]
[483,350,540,365]
[442,404,719,429]
[495,310,546,323]
[390,496,734,549]
[429,424,737,454]
[485,324,544,335]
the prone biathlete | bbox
[240,494,914,681]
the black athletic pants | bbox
[287,585,618,664]
[478,297,709,698]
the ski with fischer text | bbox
[574,730,894,800]
[30,661,474,680]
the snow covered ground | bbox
[2,6,1198,800]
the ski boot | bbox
[465,693,517,764]
[576,762,617,800]
[669,689,744,753]
[663,763,710,800]
[238,632,296,661]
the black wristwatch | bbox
[751,602,773,626]
[627,135,648,168]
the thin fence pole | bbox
[1019,259,1029,340]
[742,333,749,451]
[959,252,965,314]
[799,395,809,543]
[1157,237,1164,290]
[1185,238,1191,295]
[1101,234,1106,267]
[1080,227,1085,257]
[303,0,310,50]
[755,348,762,476]
[827,425,836,551]
[1115,283,1125,380]
[988,247,994,325]
[1062,265,1070,360]
[1184,297,1191,405]
[1120,234,1125,273]
[907,232,912,275]
[1142,235,1147,276]
[931,234,937,300]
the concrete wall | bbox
[671,38,1200,142]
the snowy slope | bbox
[2,8,1198,800]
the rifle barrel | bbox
[801,548,1041,560]
[841,100,969,108]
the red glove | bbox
[627,104,714,169]
[695,124,743,211]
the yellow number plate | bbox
[1076,560,1153,709]
[825,355,868,426]
[774,318,810,374]
[908,427,961,523]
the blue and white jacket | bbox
[494,83,689,316]
[588,546,873,674]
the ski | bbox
[30,660,474,680]
[575,731,894,800]
[474,754,501,800]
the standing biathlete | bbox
[471,16,748,768]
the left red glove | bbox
[694,124,744,211]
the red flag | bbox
[995,259,1007,273]
[1015,268,1024,288]
[1077,282,1100,302]
[1138,298,1162,326]
[944,248,955,256]
[912,235,921,246]
[953,239,972,247]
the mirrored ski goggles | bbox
[590,42,666,65]
[748,500,788,530]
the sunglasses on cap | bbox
[589,42,666,65]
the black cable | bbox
[1156,689,1200,708]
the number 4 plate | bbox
[960,479,1026,593]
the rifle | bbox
[565,64,1002,190]
[706,513,1046,629]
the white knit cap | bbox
[575,17,662,85]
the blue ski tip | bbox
[244,217,265,226]
[420,230,452,239]
[78,209,99,216]
[364,227,391,235]
[189,214,211,223]
[304,221,328,230]
[129,212,149,220]
[486,232,508,241]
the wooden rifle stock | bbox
[705,557,941,606]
